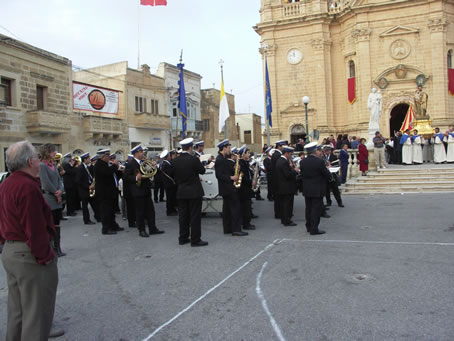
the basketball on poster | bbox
[72,82,119,114]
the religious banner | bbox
[348,77,356,104]
[73,82,119,114]
[400,105,415,132]
[448,68,454,96]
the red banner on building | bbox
[140,0,167,6]
[348,77,356,104]
[449,68,454,96]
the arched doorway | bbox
[389,103,409,136]
[290,124,306,144]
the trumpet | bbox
[136,159,157,186]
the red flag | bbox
[448,68,454,96]
[400,105,415,132]
[140,0,167,6]
[348,77,356,104]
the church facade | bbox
[255,0,454,144]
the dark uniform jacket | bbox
[300,155,332,198]
[238,159,253,200]
[160,160,176,190]
[124,159,152,198]
[94,159,119,200]
[270,149,282,187]
[172,152,205,199]
[276,156,297,195]
[215,154,237,197]
[63,162,77,189]
[76,164,93,200]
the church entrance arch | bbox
[290,124,306,144]
[389,103,409,136]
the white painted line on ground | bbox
[141,239,281,341]
[282,238,454,246]
[256,261,287,341]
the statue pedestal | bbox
[412,119,433,138]
[366,128,377,150]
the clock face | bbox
[287,48,303,65]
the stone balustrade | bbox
[328,0,351,14]
[283,2,305,18]
[83,115,125,140]
[333,149,360,180]
[26,110,71,135]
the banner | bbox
[265,56,273,127]
[177,63,187,138]
[73,82,119,114]
[449,68,454,96]
[400,105,415,132]
[140,0,167,6]
[348,77,356,104]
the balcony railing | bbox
[333,149,360,180]
[283,2,305,18]
[83,115,125,139]
[26,111,71,135]
[171,118,203,132]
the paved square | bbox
[1,192,453,340]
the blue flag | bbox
[265,56,272,127]
[177,63,187,138]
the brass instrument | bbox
[89,179,96,198]
[136,159,157,186]
[73,155,82,164]
[233,154,243,189]
[252,155,263,192]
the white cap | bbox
[160,150,169,159]
[179,137,194,146]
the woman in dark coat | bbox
[358,138,369,176]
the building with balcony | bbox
[155,62,203,148]
[200,88,240,148]
[74,62,170,155]
[255,0,454,143]
[0,33,74,171]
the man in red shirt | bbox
[0,140,58,341]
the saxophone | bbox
[233,156,243,189]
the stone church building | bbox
[255,0,454,144]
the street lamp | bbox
[302,96,310,142]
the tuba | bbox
[251,155,263,192]
[136,160,157,186]
[233,155,243,189]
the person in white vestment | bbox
[447,127,454,163]
[422,138,433,163]
[433,128,447,163]
[400,129,413,165]
[411,130,423,164]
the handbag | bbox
[364,159,369,164]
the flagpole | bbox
[265,54,271,147]
[137,0,140,69]
[219,59,227,140]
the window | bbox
[244,130,252,144]
[151,99,159,114]
[349,60,356,78]
[448,50,452,69]
[172,102,178,117]
[1,78,12,106]
[36,85,47,110]
[135,96,146,113]
[203,119,210,131]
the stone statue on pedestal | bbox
[368,88,382,131]
[414,85,429,119]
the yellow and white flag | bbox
[218,79,230,133]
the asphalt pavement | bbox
[1,191,453,341]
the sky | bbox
[1,0,264,118]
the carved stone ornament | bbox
[416,74,428,87]
[395,64,407,79]
[427,17,449,33]
[390,39,411,60]
[351,28,372,42]
[377,77,389,89]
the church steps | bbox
[357,176,454,182]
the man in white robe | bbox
[433,128,447,163]
[400,129,413,165]
[411,130,423,164]
[447,127,454,163]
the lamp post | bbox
[302,96,310,142]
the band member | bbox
[94,149,124,235]
[271,140,287,219]
[300,143,332,235]
[322,146,344,207]
[153,155,165,204]
[275,145,298,226]
[124,145,164,238]
[172,138,208,246]
[76,152,98,225]
[238,145,255,230]
[194,140,205,158]
[263,147,273,201]
[215,140,248,236]
[62,152,78,216]
[123,154,136,228]
[433,128,447,163]
[160,150,178,216]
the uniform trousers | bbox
[240,197,252,227]
[279,194,294,225]
[178,198,202,243]
[273,182,281,218]
[326,179,342,205]
[100,197,119,233]
[266,176,274,201]
[81,196,98,223]
[1,241,58,341]
[221,193,242,234]
[124,193,136,226]
[165,187,178,214]
[65,188,78,215]
[305,196,324,233]
[135,194,157,231]
[153,182,165,202]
